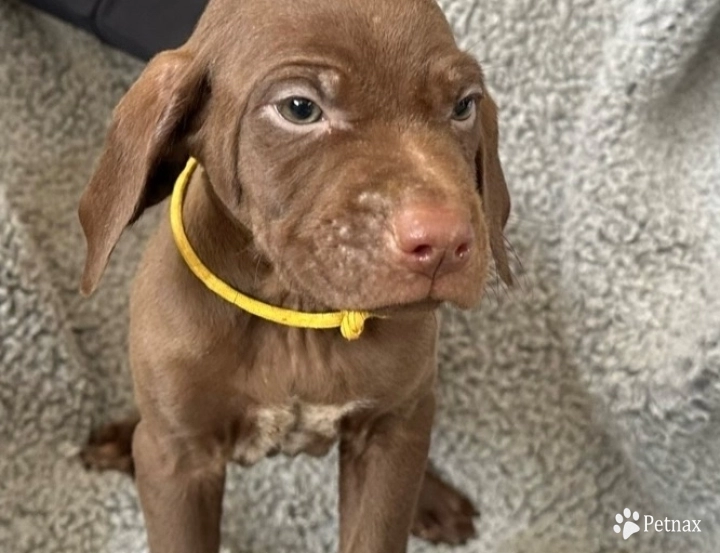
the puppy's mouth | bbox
[275,236,487,315]
[374,284,481,315]
[372,297,442,317]
[344,270,485,315]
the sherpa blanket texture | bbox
[1,0,719,551]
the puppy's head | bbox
[79,0,511,311]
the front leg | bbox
[339,393,435,553]
[133,420,226,553]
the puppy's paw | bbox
[411,468,478,546]
[80,419,138,475]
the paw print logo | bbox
[614,508,641,540]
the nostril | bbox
[411,244,434,259]
[454,242,471,259]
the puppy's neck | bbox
[179,168,325,312]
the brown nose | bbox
[392,204,474,278]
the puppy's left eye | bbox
[451,96,476,121]
[277,97,323,124]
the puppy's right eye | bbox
[277,97,323,124]
[451,95,476,122]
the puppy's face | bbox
[202,1,506,311]
[79,0,511,309]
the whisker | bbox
[487,271,502,304]
[460,36,489,58]
[504,235,524,274]
[252,253,263,287]
[504,236,535,300]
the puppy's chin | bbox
[428,276,486,310]
[276,253,488,313]
[372,279,485,313]
[289,273,485,314]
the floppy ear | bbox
[477,93,512,285]
[78,49,207,295]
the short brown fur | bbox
[78,0,511,551]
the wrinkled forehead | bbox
[194,0,481,96]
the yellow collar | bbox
[170,158,374,340]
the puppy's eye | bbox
[451,96,476,121]
[277,97,323,124]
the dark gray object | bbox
[21,0,207,59]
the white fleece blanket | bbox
[1,0,719,551]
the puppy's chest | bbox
[232,400,367,466]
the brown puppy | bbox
[78,0,511,551]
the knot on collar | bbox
[340,310,371,341]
